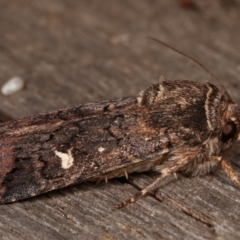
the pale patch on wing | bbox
[178,97,189,109]
[55,148,74,169]
[98,147,106,153]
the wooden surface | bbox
[0,1,240,239]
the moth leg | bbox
[105,176,108,184]
[115,173,168,209]
[116,157,194,209]
[124,169,129,179]
[115,146,202,209]
[221,159,240,185]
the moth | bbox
[0,39,240,209]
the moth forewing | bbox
[0,95,171,203]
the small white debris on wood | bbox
[98,147,106,153]
[1,76,25,96]
[55,148,74,169]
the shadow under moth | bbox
[0,38,240,208]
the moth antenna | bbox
[149,37,233,102]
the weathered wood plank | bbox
[0,0,240,239]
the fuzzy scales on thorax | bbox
[138,79,228,175]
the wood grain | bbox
[0,0,240,239]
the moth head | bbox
[221,103,240,144]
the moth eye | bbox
[221,122,238,143]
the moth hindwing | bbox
[0,76,240,208]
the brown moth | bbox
[0,39,239,208]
